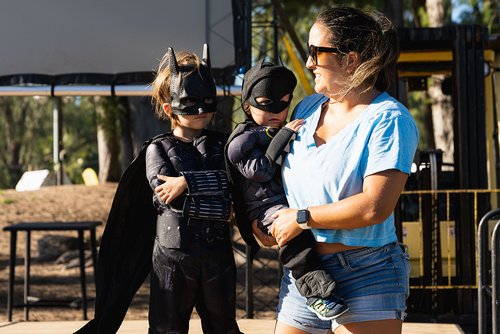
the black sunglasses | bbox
[307,44,341,65]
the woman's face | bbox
[306,23,348,98]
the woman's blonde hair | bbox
[151,50,200,128]
[315,7,399,98]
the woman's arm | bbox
[271,169,408,247]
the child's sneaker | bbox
[306,295,349,320]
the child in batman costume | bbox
[225,60,349,321]
[75,45,242,334]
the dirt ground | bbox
[0,184,278,324]
[0,183,136,322]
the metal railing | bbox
[398,189,500,290]
[478,208,500,334]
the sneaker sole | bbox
[307,305,350,321]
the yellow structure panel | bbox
[402,221,456,278]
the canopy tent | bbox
[0,0,243,96]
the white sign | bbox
[15,169,50,192]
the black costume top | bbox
[146,130,232,249]
[225,120,296,256]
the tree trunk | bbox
[426,0,445,26]
[95,97,121,183]
[428,76,453,163]
[383,0,404,27]
[0,98,28,188]
[126,96,167,158]
[426,0,454,164]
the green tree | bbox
[60,96,99,184]
[0,95,100,189]
[0,96,53,188]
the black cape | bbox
[75,136,160,334]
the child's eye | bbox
[255,97,273,105]
[203,97,215,104]
[280,94,291,102]
[180,98,199,106]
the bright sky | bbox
[451,0,475,23]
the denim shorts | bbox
[276,242,410,333]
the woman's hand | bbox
[270,208,303,247]
[155,174,187,204]
[251,220,277,247]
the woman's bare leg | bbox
[334,319,402,334]
[274,320,327,334]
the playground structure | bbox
[392,27,499,331]
[1,1,500,332]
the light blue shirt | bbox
[282,93,419,247]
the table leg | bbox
[90,228,98,281]
[7,231,17,321]
[78,230,88,320]
[24,231,31,321]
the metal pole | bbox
[478,209,500,334]
[205,0,210,45]
[272,5,279,64]
[244,0,253,318]
[270,0,308,65]
[78,230,88,320]
[492,221,500,334]
[245,245,254,318]
[52,97,63,185]
[245,0,252,70]
[7,230,17,321]
[24,231,31,321]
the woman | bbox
[253,7,418,334]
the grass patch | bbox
[2,198,15,205]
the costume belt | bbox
[186,219,229,243]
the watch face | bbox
[297,209,309,224]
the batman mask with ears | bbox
[168,44,217,115]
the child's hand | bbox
[285,119,304,133]
[155,174,187,204]
[251,220,277,247]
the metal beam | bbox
[0,85,242,97]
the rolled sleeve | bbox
[362,114,418,177]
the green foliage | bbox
[0,96,53,188]
[60,96,99,184]
[417,6,430,26]
[408,90,432,150]
[0,96,99,189]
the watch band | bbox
[297,208,311,230]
